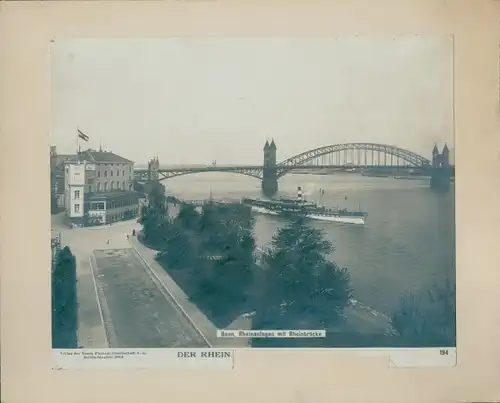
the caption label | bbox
[53,349,235,370]
[217,329,327,338]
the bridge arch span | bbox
[276,142,431,177]
[155,167,263,181]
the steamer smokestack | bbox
[297,186,303,202]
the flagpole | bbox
[76,127,80,155]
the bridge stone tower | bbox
[430,144,451,191]
[148,157,160,182]
[262,139,278,196]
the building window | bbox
[122,170,125,176]
[117,170,120,177]
[117,182,121,190]
[74,204,80,213]
[129,166,132,173]
[90,201,105,210]
[110,170,113,177]
[104,182,108,191]
[96,182,101,192]
[97,171,101,177]
[111,181,114,190]
[104,171,108,177]
[122,180,126,190]
[74,190,80,199]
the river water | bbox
[162,172,455,318]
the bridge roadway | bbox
[133,164,449,181]
[134,164,422,173]
[134,142,454,185]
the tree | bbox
[238,232,256,268]
[52,246,78,348]
[152,200,257,326]
[255,215,353,330]
[198,203,225,251]
[175,203,200,232]
[158,219,197,269]
[205,229,256,301]
[140,182,169,246]
[171,202,256,298]
[391,279,456,346]
[309,261,353,326]
[219,202,254,232]
[155,203,200,267]
[197,202,255,260]
[148,182,167,212]
[201,204,230,252]
[204,203,255,269]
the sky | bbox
[50,37,454,165]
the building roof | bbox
[51,154,76,169]
[54,154,75,161]
[83,150,134,163]
[63,149,134,164]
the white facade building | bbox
[64,163,86,226]
[61,149,140,227]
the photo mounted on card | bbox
[50,37,456,369]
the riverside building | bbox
[60,148,141,227]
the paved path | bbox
[91,248,207,348]
[129,237,251,348]
[54,219,142,348]
[53,217,250,348]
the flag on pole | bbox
[77,128,89,141]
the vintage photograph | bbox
[50,37,456,350]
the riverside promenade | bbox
[54,218,138,348]
[52,214,250,349]
[52,213,393,349]
[128,236,251,348]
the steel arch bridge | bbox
[141,165,265,181]
[275,142,431,178]
[134,142,435,182]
